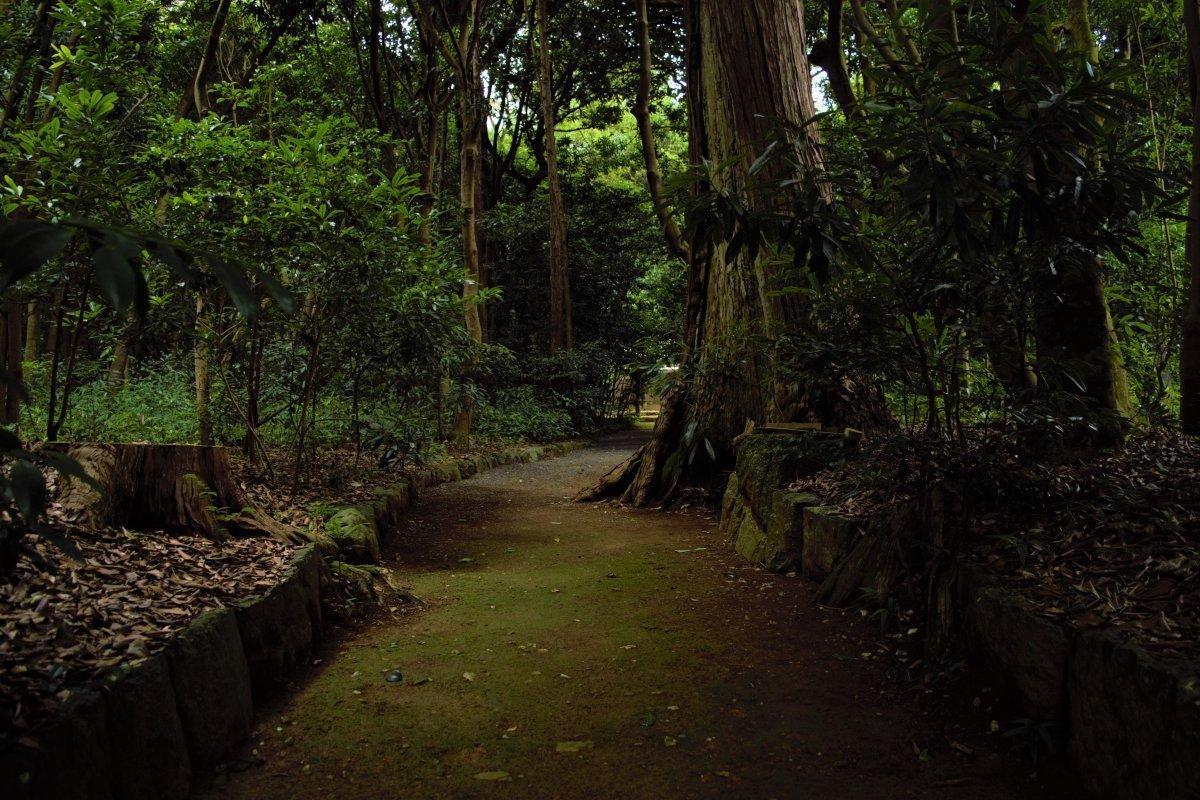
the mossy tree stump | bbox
[52,443,299,542]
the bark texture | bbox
[694,0,827,441]
[537,0,573,354]
[53,443,300,543]
[450,0,487,447]
[587,0,888,506]
[0,298,23,424]
[1021,0,1132,441]
[634,0,689,260]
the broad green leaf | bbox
[204,254,257,318]
[92,241,138,312]
[0,221,71,290]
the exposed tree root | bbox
[573,444,645,502]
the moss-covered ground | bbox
[203,431,1079,799]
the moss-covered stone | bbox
[766,491,819,563]
[801,506,858,581]
[102,655,191,800]
[0,687,113,800]
[326,504,381,564]
[236,565,316,698]
[718,473,743,539]
[735,433,846,523]
[168,608,254,772]
[729,490,819,572]
[373,480,416,537]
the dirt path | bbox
[205,431,1079,800]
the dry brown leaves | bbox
[976,432,1200,660]
[0,526,296,740]
[788,430,1200,660]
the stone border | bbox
[324,440,589,564]
[1,438,590,799]
[1,545,321,800]
[722,431,1200,800]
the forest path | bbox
[204,430,1077,800]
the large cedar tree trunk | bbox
[1183,0,1200,436]
[585,0,885,505]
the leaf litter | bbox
[0,525,295,742]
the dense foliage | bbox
[0,0,685,451]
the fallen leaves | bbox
[0,526,295,740]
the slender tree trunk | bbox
[633,0,689,260]
[809,0,859,119]
[418,103,443,247]
[537,0,572,355]
[243,315,263,460]
[0,0,53,130]
[450,0,486,447]
[194,296,213,446]
[1183,0,1200,435]
[47,285,87,441]
[177,0,232,120]
[0,298,23,424]
[106,341,129,393]
[22,300,39,362]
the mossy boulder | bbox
[326,504,381,564]
[167,608,254,772]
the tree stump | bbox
[51,443,300,543]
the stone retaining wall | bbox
[1,545,321,800]
[722,431,1200,800]
[2,438,588,799]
